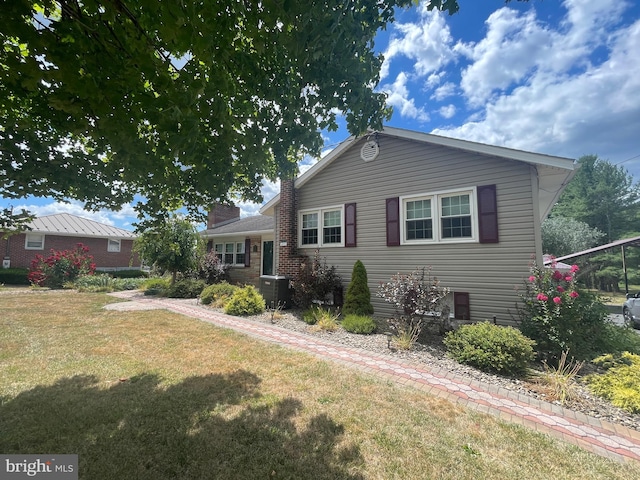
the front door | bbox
[262,241,274,275]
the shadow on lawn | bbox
[0,371,363,479]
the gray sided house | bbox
[209,127,576,324]
[200,204,275,287]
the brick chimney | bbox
[277,178,303,277]
[207,203,240,229]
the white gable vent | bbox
[360,140,379,162]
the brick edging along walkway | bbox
[108,292,640,464]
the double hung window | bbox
[299,206,343,247]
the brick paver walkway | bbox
[109,291,640,464]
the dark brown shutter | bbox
[386,197,400,246]
[244,238,251,267]
[345,203,357,247]
[454,292,470,320]
[478,184,499,243]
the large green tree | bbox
[133,216,201,284]
[1,0,477,226]
[541,216,605,257]
[551,155,640,242]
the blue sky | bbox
[3,0,640,230]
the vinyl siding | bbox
[293,135,539,325]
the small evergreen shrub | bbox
[166,278,207,298]
[224,285,266,316]
[341,314,376,334]
[587,352,640,413]
[343,260,374,316]
[200,282,239,306]
[444,322,535,376]
[110,269,149,279]
[0,268,29,285]
[142,277,171,295]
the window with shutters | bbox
[214,241,246,265]
[400,188,478,244]
[299,206,344,247]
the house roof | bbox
[200,215,274,238]
[260,126,577,221]
[27,213,136,239]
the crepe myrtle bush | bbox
[517,257,610,363]
[378,267,450,346]
[28,243,96,288]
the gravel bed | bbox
[244,308,640,432]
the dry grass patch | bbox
[1,291,639,479]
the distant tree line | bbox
[543,155,640,292]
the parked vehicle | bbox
[622,293,640,329]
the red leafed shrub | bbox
[28,243,96,288]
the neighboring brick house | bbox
[1,213,140,271]
[200,204,275,286]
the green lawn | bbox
[1,291,639,479]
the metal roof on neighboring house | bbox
[27,213,136,239]
[200,215,274,238]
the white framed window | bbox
[401,188,477,244]
[215,241,245,265]
[25,234,44,250]
[107,238,121,252]
[299,206,344,247]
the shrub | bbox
[200,282,239,306]
[0,268,29,285]
[587,352,640,413]
[141,277,171,295]
[291,250,342,309]
[302,306,322,325]
[343,260,374,316]
[517,260,612,362]
[110,269,149,279]
[378,267,450,347]
[224,285,266,316]
[166,278,207,298]
[341,314,376,334]
[28,243,96,288]
[534,350,584,405]
[74,274,148,292]
[313,308,340,332]
[198,251,231,284]
[444,321,535,376]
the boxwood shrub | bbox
[0,268,30,285]
[341,314,376,334]
[444,321,535,376]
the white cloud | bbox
[434,15,640,167]
[438,104,456,119]
[381,5,457,81]
[382,72,430,122]
[431,81,456,101]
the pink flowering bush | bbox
[517,257,609,362]
[28,243,96,288]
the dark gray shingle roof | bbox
[200,215,274,236]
